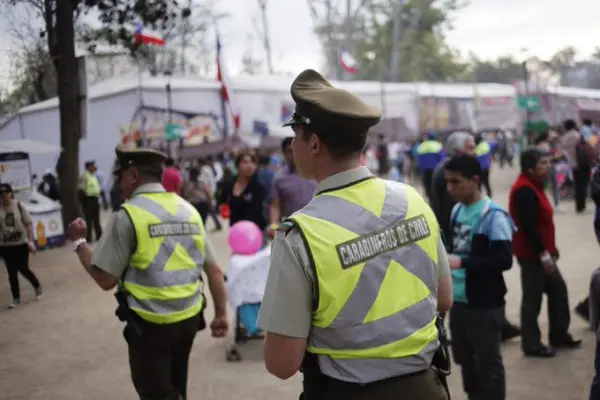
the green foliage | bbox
[79,0,186,54]
[470,55,524,84]
[310,0,468,82]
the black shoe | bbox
[502,322,521,341]
[551,336,582,350]
[575,300,590,322]
[524,345,556,358]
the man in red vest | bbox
[509,148,581,358]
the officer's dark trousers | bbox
[315,369,448,400]
[422,169,434,201]
[124,313,201,400]
[480,169,492,197]
[450,303,505,400]
[519,259,571,352]
[82,195,102,242]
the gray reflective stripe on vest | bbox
[129,290,201,315]
[317,341,440,384]
[123,195,205,288]
[293,180,438,383]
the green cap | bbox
[283,69,382,132]
[112,145,167,176]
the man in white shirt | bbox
[196,158,222,231]
[209,155,224,182]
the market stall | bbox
[0,139,64,249]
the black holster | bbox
[197,294,207,332]
[114,291,143,337]
[431,314,451,399]
[299,353,328,400]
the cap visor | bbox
[282,115,300,127]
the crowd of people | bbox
[5,80,600,398]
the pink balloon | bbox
[228,221,263,255]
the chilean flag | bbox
[134,23,165,46]
[217,35,241,134]
[338,48,358,74]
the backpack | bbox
[591,166,600,206]
[576,139,595,169]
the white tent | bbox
[1,73,599,186]
[0,139,61,154]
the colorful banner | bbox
[120,116,216,146]
[419,98,450,131]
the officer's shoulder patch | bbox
[276,221,296,235]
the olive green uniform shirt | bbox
[91,183,217,277]
[257,167,450,338]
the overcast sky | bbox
[1,0,599,83]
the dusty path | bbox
[0,165,596,400]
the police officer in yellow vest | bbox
[257,70,454,400]
[79,160,103,242]
[67,147,229,400]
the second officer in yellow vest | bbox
[79,160,103,242]
[257,70,454,400]
[67,147,229,400]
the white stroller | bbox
[224,246,271,362]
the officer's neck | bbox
[462,191,482,206]
[314,158,361,183]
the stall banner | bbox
[120,116,216,146]
[419,98,450,131]
[30,210,65,249]
[0,152,32,201]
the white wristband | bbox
[540,251,552,263]
[71,238,87,252]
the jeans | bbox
[591,340,600,400]
[519,259,571,352]
[574,167,590,212]
[2,243,41,300]
[450,303,506,400]
[550,166,560,207]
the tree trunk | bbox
[54,0,81,228]
[388,0,405,81]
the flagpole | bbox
[216,30,229,140]
[135,51,146,148]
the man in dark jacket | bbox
[431,131,521,342]
[509,148,581,358]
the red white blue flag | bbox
[134,23,165,46]
[217,35,241,133]
[338,48,358,74]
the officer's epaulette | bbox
[276,220,295,235]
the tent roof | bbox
[0,139,61,154]
[12,72,600,117]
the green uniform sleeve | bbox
[257,227,314,338]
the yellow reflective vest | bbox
[121,192,206,324]
[288,177,440,384]
[81,171,101,197]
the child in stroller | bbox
[225,221,270,362]
[553,156,574,200]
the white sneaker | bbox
[8,299,20,309]
[35,287,43,301]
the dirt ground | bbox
[0,165,596,400]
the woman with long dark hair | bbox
[0,183,42,308]
[221,151,266,230]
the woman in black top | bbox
[221,151,267,230]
